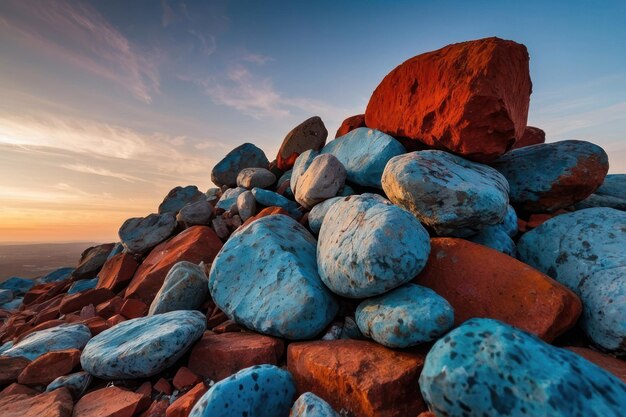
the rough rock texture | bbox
[189,365,296,417]
[382,150,509,235]
[365,37,531,162]
[71,243,115,280]
[566,347,626,384]
[517,208,626,352]
[294,154,346,209]
[148,261,208,315]
[492,140,609,213]
[415,238,581,341]
[209,215,337,339]
[290,392,340,417]
[158,186,204,214]
[18,348,81,386]
[318,194,430,298]
[321,128,405,188]
[335,114,366,138]
[119,213,177,254]
[72,386,149,417]
[59,288,115,314]
[176,199,214,227]
[288,339,427,417]
[0,356,30,385]
[125,226,222,304]
[0,387,74,417]
[236,167,276,189]
[575,174,626,211]
[188,331,284,382]
[2,324,91,361]
[513,125,545,149]
[215,187,247,211]
[277,116,328,171]
[419,318,626,417]
[45,371,92,398]
[166,382,207,417]
[96,253,140,293]
[355,284,454,348]
[251,187,300,217]
[211,143,269,187]
[80,310,205,379]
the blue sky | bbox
[0,0,625,242]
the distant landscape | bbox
[0,242,99,281]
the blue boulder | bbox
[215,187,247,211]
[308,196,342,235]
[148,261,208,315]
[158,185,204,214]
[0,297,22,311]
[106,242,125,260]
[290,392,340,417]
[576,174,626,211]
[46,371,92,398]
[209,215,338,340]
[189,365,296,417]
[251,187,300,217]
[211,143,269,187]
[67,277,99,294]
[382,150,510,235]
[492,140,609,213]
[318,194,430,298]
[419,318,626,417]
[2,324,91,361]
[38,267,74,283]
[0,289,12,304]
[356,284,454,348]
[321,127,405,188]
[80,310,205,378]
[0,277,34,296]
[467,226,516,256]
[119,213,177,254]
[517,208,626,353]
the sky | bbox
[0,0,625,244]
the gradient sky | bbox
[1,0,625,243]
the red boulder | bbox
[73,386,150,417]
[513,125,546,149]
[335,114,366,138]
[17,349,81,386]
[0,387,74,417]
[97,253,140,293]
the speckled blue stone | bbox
[46,371,92,397]
[80,310,205,378]
[0,277,34,296]
[209,214,338,340]
[290,392,340,417]
[38,267,74,283]
[419,318,626,417]
[211,143,269,187]
[308,196,342,235]
[467,226,516,256]
[517,208,626,352]
[492,140,609,213]
[215,187,247,210]
[382,150,510,235]
[321,127,405,188]
[190,365,296,417]
[356,284,454,348]
[2,323,91,361]
[67,277,99,294]
[148,261,208,315]
[317,194,430,298]
[251,187,300,217]
[576,174,626,211]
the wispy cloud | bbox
[242,53,274,65]
[0,0,159,102]
[60,163,149,183]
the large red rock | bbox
[188,331,284,382]
[124,226,222,303]
[335,114,366,138]
[413,238,582,342]
[0,387,73,417]
[139,399,169,417]
[365,37,531,162]
[512,125,545,149]
[165,382,207,417]
[96,253,140,293]
[59,288,115,315]
[288,339,427,417]
[0,356,30,385]
[72,386,150,417]
[18,349,80,386]
[0,383,39,400]
[566,347,626,383]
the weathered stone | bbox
[356,284,454,348]
[2,324,91,361]
[318,194,430,298]
[365,37,531,162]
[125,226,222,304]
[307,197,342,235]
[46,371,92,398]
[290,392,340,417]
[188,331,284,382]
[67,277,99,295]
[517,208,626,352]
[295,154,346,209]
[119,213,177,254]
[321,128,405,188]
[0,387,73,417]
[215,187,247,211]
[166,382,206,417]
[492,140,609,213]
[38,267,74,284]
[0,277,34,296]
[17,349,80,386]
[291,149,318,196]
[419,318,626,417]
[148,261,208,315]
[96,252,140,293]
[189,365,296,417]
[211,143,269,187]
[120,298,148,319]
[383,150,509,235]
[73,386,149,417]
[0,289,13,304]
[513,125,545,149]
[251,187,300,217]
[0,356,30,385]
[288,339,427,417]
[176,199,214,227]
[236,190,256,221]
[158,186,204,214]
[575,174,626,211]
[277,116,328,171]
[59,288,115,315]
[81,310,205,379]
[0,382,38,399]
[335,114,366,138]
[415,238,581,342]
[236,167,276,189]
[209,215,338,339]
[71,243,115,280]
[173,367,201,391]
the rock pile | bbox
[1,36,625,417]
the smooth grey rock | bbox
[177,199,214,227]
[236,167,277,189]
[119,213,177,254]
[149,261,209,315]
[291,149,319,196]
[236,190,256,221]
[295,154,346,209]
[72,243,115,280]
[211,143,269,187]
[158,185,205,214]
[2,324,91,361]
